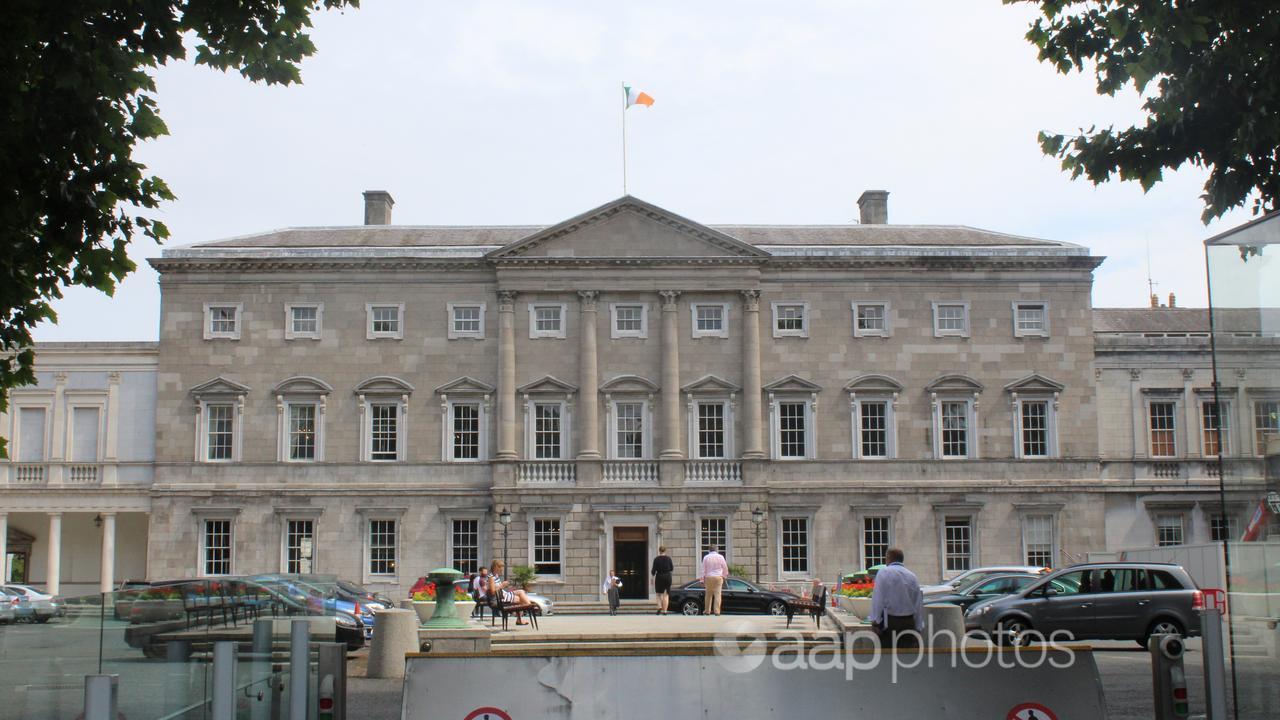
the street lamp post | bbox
[498,508,512,575]
[751,507,765,583]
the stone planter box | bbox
[837,596,872,618]
[409,601,476,624]
[129,599,185,624]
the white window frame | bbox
[66,401,105,464]
[695,514,732,560]
[1146,398,1180,458]
[284,303,323,340]
[365,517,400,580]
[932,301,970,338]
[366,303,405,340]
[939,513,978,578]
[851,396,897,459]
[528,515,566,579]
[447,302,487,340]
[524,399,572,460]
[689,398,736,460]
[609,303,649,339]
[11,398,53,464]
[769,393,817,460]
[691,303,730,339]
[197,399,242,463]
[1155,513,1185,547]
[281,517,317,574]
[360,395,407,462]
[1012,301,1049,338]
[1252,399,1280,456]
[931,395,977,460]
[1199,399,1231,458]
[776,513,814,579]
[607,397,653,460]
[203,303,243,341]
[771,302,809,338]
[199,517,235,577]
[528,303,567,339]
[1020,513,1056,567]
[859,514,894,569]
[1013,395,1059,459]
[443,398,489,462]
[851,301,892,338]
[278,399,325,462]
[447,515,485,575]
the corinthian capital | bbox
[497,290,517,312]
[740,289,761,312]
[658,290,681,310]
[578,290,599,311]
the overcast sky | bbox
[32,0,1259,342]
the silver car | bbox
[0,590,19,624]
[2,584,65,622]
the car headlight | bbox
[334,614,357,628]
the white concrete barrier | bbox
[924,604,965,648]
[367,609,418,679]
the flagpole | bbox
[622,82,628,195]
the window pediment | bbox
[1003,373,1064,394]
[925,374,984,394]
[272,376,334,396]
[763,374,822,394]
[190,377,251,398]
[599,374,659,394]
[354,376,415,395]
[518,375,578,395]
[434,376,496,395]
[682,374,740,395]
[845,374,905,395]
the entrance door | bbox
[613,528,649,600]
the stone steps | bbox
[551,601,660,615]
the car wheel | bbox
[681,599,702,616]
[997,618,1031,647]
[1143,618,1185,646]
[35,617,49,624]
[768,601,787,616]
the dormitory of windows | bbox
[198,299,1054,343]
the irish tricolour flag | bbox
[624,84,654,108]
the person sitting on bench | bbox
[488,559,532,625]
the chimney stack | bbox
[857,190,889,225]
[363,190,394,225]
[1168,292,1176,308]
[1150,294,1160,309]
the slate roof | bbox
[1093,308,1278,333]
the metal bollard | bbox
[1200,605,1228,719]
[1149,633,1190,719]
[250,618,275,720]
[82,674,119,720]
[211,641,237,720]
[316,643,347,720]
[289,619,310,720]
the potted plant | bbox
[835,578,875,618]
[409,581,474,624]
[511,565,538,591]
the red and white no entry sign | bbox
[463,708,512,720]
[1007,703,1058,720]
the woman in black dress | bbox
[651,546,674,615]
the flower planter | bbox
[129,599,185,624]
[838,596,872,618]
[410,600,476,624]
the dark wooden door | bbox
[613,528,648,600]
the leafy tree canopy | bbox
[1006,0,1280,223]
[0,1,357,456]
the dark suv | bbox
[966,562,1203,646]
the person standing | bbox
[651,546,674,615]
[698,546,728,616]
[602,570,622,615]
[868,547,924,648]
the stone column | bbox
[577,291,601,459]
[741,290,765,459]
[0,513,7,583]
[100,513,116,593]
[496,291,518,460]
[659,291,683,459]
[47,512,62,596]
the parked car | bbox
[920,566,1050,595]
[0,590,22,624]
[925,573,1069,612]
[336,579,395,609]
[2,584,65,622]
[667,578,798,616]
[966,562,1203,646]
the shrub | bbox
[511,565,539,590]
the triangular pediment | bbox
[763,374,823,393]
[354,375,415,394]
[599,374,660,394]
[434,376,496,395]
[1003,373,1065,394]
[518,375,578,395]
[190,377,251,397]
[273,376,334,395]
[487,196,768,260]
[844,374,904,394]
[682,374,740,394]
[924,374,984,394]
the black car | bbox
[925,573,1058,612]
[667,578,798,616]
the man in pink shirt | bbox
[698,546,729,616]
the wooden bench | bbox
[488,597,540,631]
[784,587,827,629]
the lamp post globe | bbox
[751,507,765,583]
[498,508,512,575]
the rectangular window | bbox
[17,407,47,463]
[934,303,969,336]
[206,404,234,461]
[71,407,100,462]
[1210,514,1238,543]
[1156,514,1184,547]
[1021,400,1049,458]
[781,517,809,574]
[1201,401,1229,457]
[859,401,888,458]
[449,304,485,339]
[532,518,561,575]
[940,401,969,458]
[530,304,565,338]
[452,403,480,460]
[367,304,404,339]
[1149,401,1177,457]
[773,303,808,337]
[611,304,646,337]
[534,403,562,459]
[944,517,973,572]
[854,303,888,336]
[285,519,314,574]
[1014,302,1048,337]
[693,304,728,337]
[1253,401,1278,455]
[203,519,232,576]
[778,401,808,458]
[290,305,319,335]
[697,402,726,459]
[368,519,397,575]
[451,519,480,574]
[287,404,317,461]
[614,402,644,459]
[369,403,399,461]
[1022,515,1053,567]
[207,305,240,338]
[699,517,728,558]
[862,516,891,568]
